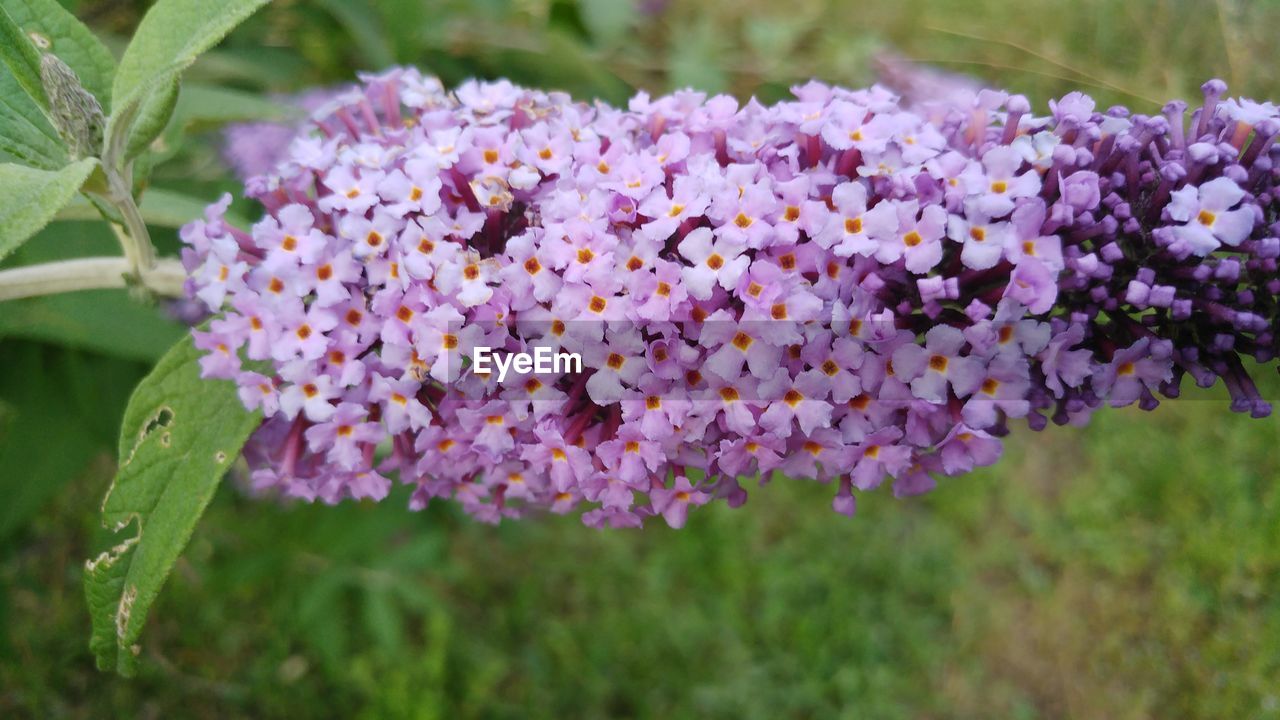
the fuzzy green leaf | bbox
[0,54,64,168]
[107,0,270,164]
[124,74,179,160]
[85,332,260,675]
[0,5,47,108]
[0,158,96,260]
[0,0,116,108]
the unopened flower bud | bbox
[40,53,104,159]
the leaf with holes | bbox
[84,332,260,676]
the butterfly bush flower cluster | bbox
[183,68,1280,527]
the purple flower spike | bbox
[186,68,1280,526]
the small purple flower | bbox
[966,145,1040,217]
[1167,177,1254,255]
[865,198,946,272]
[758,369,835,437]
[1093,338,1173,408]
[700,311,785,382]
[305,402,383,470]
[650,475,709,529]
[946,205,1010,270]
[816,181,872,257]
[891,326,986,404]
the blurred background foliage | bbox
[2,0,1280,717]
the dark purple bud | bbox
[1187,141,1219,165]
[1214,259,1240,282]
[1241,118,1279,166]
[1100,242,1124,263]
[1195,79,1229,140]
[1138,388,1161,411]
[1148,285,1176,308]
[1060,170,1101,211]
[1124,281,1150,306]
[1163,100,1188,149]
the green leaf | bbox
[0,5,47,108]
[85,332,261,675]
[0,57,65,168]
[107,0,270,164]
[0,0,117,109]
[0,158,96,260]
[125,74,179,160]
[0,0,115,166]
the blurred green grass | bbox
[4,390,1278,718]
[3,0,1280,718]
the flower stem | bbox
[0,257,185,302]
[105,166,156,280]
[0,161,180,304]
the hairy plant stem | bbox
[105,164,156,280]
[0,158,186,303]
[0,257,186,301]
